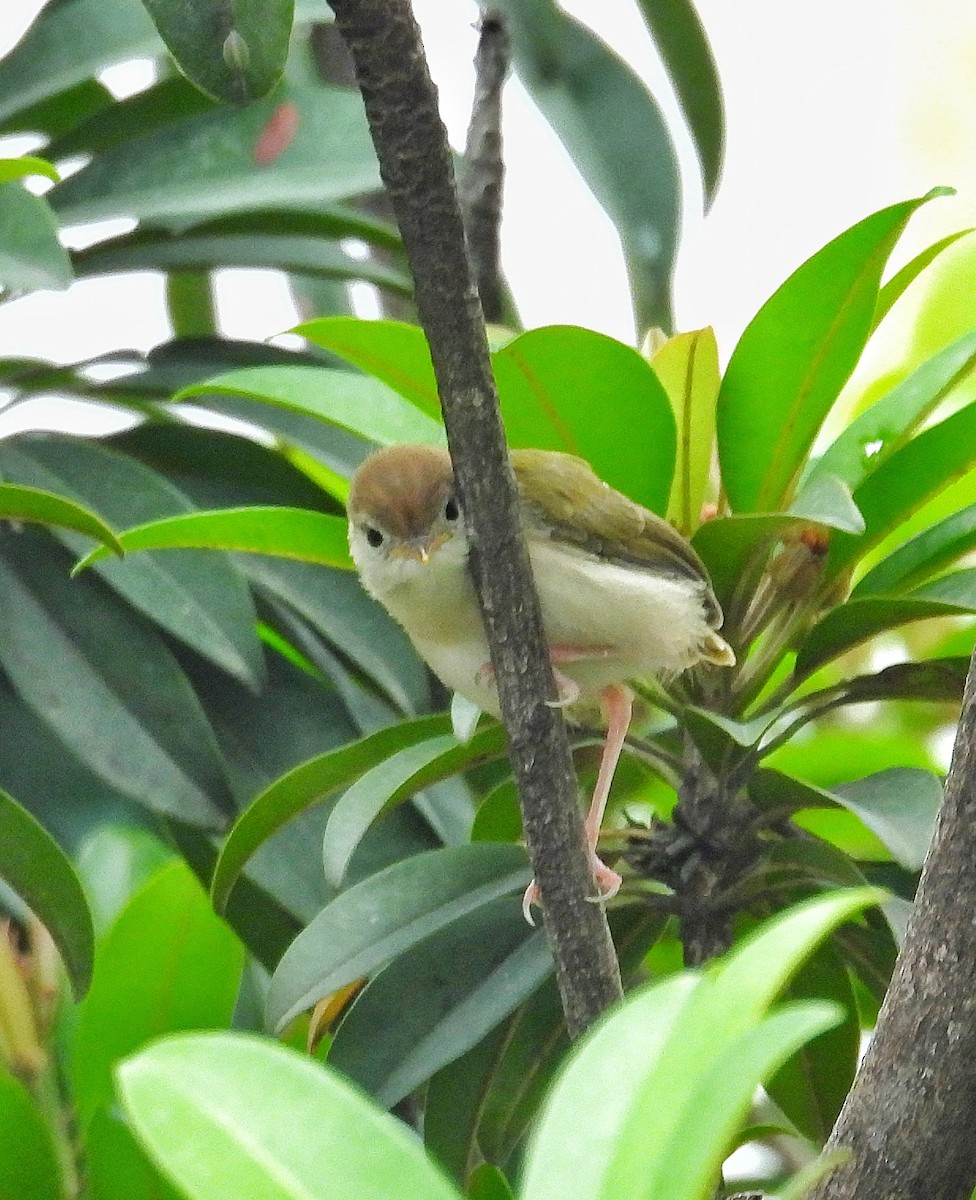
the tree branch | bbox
[328,0,622,1037]
[459,10,508,323]
[809,646,976,1200]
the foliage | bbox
[0,1,972,1199]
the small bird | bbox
[348,444,735,918]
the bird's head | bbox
[347,444,468,598]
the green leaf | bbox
[789,473,865,535]
[244,555,429,715]
[266,844,531,1032]
[492,326,677,513]
[837,657,970,705]
[0,482,122,553]
[0,182,72,292]
[717,193,946,514]
[0,437,264,691]
[0,155,60,184]
[492,0,680,332]
[807,327,976,497]
[211,715,452,913]
[77,231,413,295]
[74,506,353,574]
[636,0,724,206]
[652,327,720,533]
[873,229,975,331]
[821,396,976,578]
[794,595,976,680]
[468,1164,516,1200]
[85,1104,185,1200]
[50,84,380,229]
[765,944,859,1144]
[116,1032,462,1200]
[832,768,943,870]
[71,860,245,1131]
[140,0,293,104]
[0,78,113,141]
[295,317,441,418]
[75,824,175,938]
[323,727,506,886]
[177,364,443,448]
[0,1071,63,1200]
[521,889,876,1200]
[328,899,551,1108]
[852,502,976,597]
[0,787,95,996]
[0,0,161,126]
[0,532,231,827]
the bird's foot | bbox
[521,854,622,926]
[475,660,581,709]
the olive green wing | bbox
[511,449,713,592]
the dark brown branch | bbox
[459,10,508,323]
[809,647,976,1200]
[328,0,622,1037]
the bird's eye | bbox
[365,526,385,549]
[444,496,460,522]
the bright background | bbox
[1,0,975,403]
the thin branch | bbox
[808,646,976,1200]
[459,9,508,323]
[328,0,622,1037]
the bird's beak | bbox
[391,531,450,563]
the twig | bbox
[460,10,508,322]
[808,646,976,1200]
[328,0,622,1037]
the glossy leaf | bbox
[323,727,507,885]
[852,501,976,597]
[296,317,441,417]
[765,944,860,1144]
[789,473,865,534]
[717,193,944,514]
[809,327,976,502]
[244,554,429,715]
[0,786,95,997]
[0,533,232,827]
[637,0,724,206]
[0,482,122,554]
[522,889,878,1200]
[0,1071,62,1200]
[116,1033,461,1200]
[85,1104,185,1200]
[652,327,720,532]
[141,0,293,104]
[825,398,976,576]
[492,326,677,512]
[328,899,551,1107]
[832,768,942,870]
[492,0,680,332]
[836,657,970,705]
[0,182,72,292]
[71,860,245,1130]
[266,844,531,1032]
[210,715,451,913]
[75,506,352,575]
[0,155,59,184]
[794,594,976,680]
[0,0,161,125]
[177,364,443,447]
[75,824,175,938]
[0,437,264,691]
[50,85,380,229]
[873,229,975,331]
[77,231,412,294]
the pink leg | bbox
[522,679,633,924]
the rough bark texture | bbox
[328,0,622,1037]
[459,11,507,323]
[809,647,976,1200]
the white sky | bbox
[1,0,975,393]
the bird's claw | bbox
[521,857,622,925]
[544,667,581,709]
[522,881,542,926]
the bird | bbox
[347,443,735,919]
